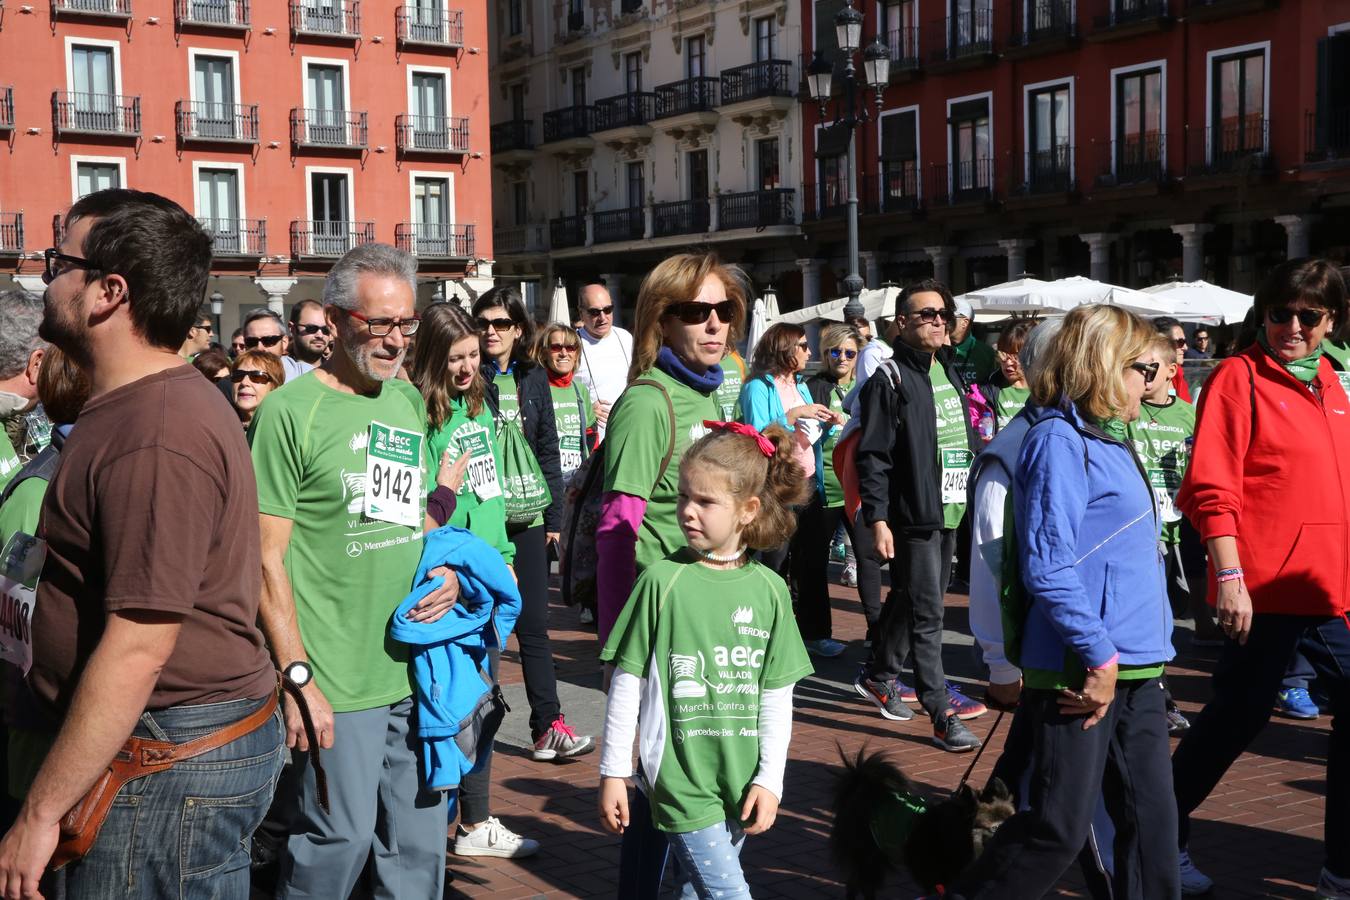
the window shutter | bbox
[880,110,917,160]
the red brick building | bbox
[799,0,1350,301]
[0,0,494,332]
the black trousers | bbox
[505,523,561,738]
[1173,612,1350,878]
[841,508,885,640]
[457,648,500,826]
[761,493,834,641]
[952,680,1179,900]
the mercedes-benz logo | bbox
[346,541,363,558]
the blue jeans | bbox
[49,695,284,899]
[666,818,750,900]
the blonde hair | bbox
[530,322,581,373]
[819,324,863,360]
[680,424,810,550]
[1149,331,1177,364]
[1029,305,1155,421]
[629,253,747,382]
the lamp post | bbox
[806,0,889,321]
[209,290,224,347]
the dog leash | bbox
[956,708,1006,792]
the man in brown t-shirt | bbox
[0,189,280,898]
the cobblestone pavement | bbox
[446,579,1330,899]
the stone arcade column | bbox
[858,251,881,289]
[253,278,298,315]
[1273,215,1315,261]
[997,239,1034,280]
[1170,224,1214,282]
[924,245,956,286]
[797,258,823,309]
[1079,233,1118,283]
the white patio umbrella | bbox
[547,278,570,325]
[1141,280,1253,325]
[775,284,903,325]
[967,276,1173,318]
[746,297,770,358]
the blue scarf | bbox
[656,346,724,393]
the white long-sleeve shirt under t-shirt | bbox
[575,326,634,441]
[969,463,1022,686]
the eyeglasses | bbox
[828,348,858,360]
[476,316,517,333]
[296,323,331,336]
[42,248,96,285]
[1267,307,1328,328]
[909,307,954,325]
[347,309,420,337]
[1173,338,1188,349]
[796,340,810,351]
[548,342,578,353]
[666,300,739,325]
[1129,361,1160,385]
[190,323,214,334]
[243,334,285,349]
[1195,334,1210,343]
[230,369,274,385]
[584,305,614,318]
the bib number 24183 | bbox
[365,421,425,528]
[941,449,973,505]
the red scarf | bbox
[1172,365,1191,403]
[548,370,574,389]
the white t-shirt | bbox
[281,356,315,383]
[575,326,633,440]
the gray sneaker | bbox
[854,674,913,721]
[532,715,595,762]
[932,712,981,753]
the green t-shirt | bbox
[492,369,520,418]
[1323,340,1350,396]
[995,385,1030,430]
[428,395,514,563]
[0,476,45,546]
[0,432,20,492]
[714,357,743,423]
[931,360,971,530]
[820,379,853,508]
[549,381,596,482]
[1125,397,1196,544]
[602,367,719,574]
[600,552,813,832]
[248,374,429,713]
[953,335,997,386]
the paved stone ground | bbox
[446,576,1331,899]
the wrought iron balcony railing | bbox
[655,77,719,118]
[0,213,23,254]
[550,214,586,249]
[886,27,922,71]
[592,92,657,130]
[1095,134,1167,185]
[720,61,794,105]
[651,198,710,236]
[395,222,474,258]
[395,6,463,46]
[1188,119,1271,175]
[54,0,131,16]
[542,105,594,143]
[1016,145,1075,194]
[290,220,375,257]
[176,100,260,143]
[175,0,249,28]
[1306,108,1350,162]
[290,108,368,148]
[717,189,794,229]
[199,217,267,256]
[290,0,359,37]
[1010,0,1076,46]
[52,92,141,136]
[593,207,645,242]
[0,87,12,130]
[491,120,534,152]
[395,114,469,153]
[928,9,996,63]
[929,159,996,205]
[1092,0,1169,29]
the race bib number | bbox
[456,426,502,501]
[0,532,45,675]
[941,449,973,505]
[364,421,424,527]
[1338,372,1350,397]
[559,433,583,477]
[1148,468,1183,523]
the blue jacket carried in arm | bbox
[389,525,522,794]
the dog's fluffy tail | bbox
[831,744,913,900]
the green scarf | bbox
[954,332,978,358]
[1094,415,1130,443]
[1258,331,1323,384]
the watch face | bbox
[285,663,312,687]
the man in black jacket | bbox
[852,279,983,752]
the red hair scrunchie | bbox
[702,420,776,458]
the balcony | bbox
[395,222,474,260]
[874,161,923,213]
[52,0,131,18]
[541,105,594,153]
[395,7,463,48]
[1007,0,1077,58]
[885,27,922,80]
[175,101,259,144]
[592,92,657,144]
[490,120,535,166]
[1094,134,1169,188]
[493,223,549,255]
[550,214,586,249]
[290,220,375,258]
[290,108,367,149]
[927,10,997,73]
[1184,0,1277,23]
[1187,119,1272,178]
[655,77,719,135]
[1306,109,1350,163]
[289,0,359,39]
[566,8,584,32]
[718,189,795,230]
[803,181,847,220]
[174,0,250,29]
[929,159,997,206]
[1010,146,1076,202]
[719,61,795,123]
[0,213,23,256]
[0,87,12,131]
[593,207,645,243]
[199,218,266,257]
[652,198,709,237]
[1088,0,1170,40]
[52,92,141,138]
[396,114,469,155]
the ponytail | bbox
[681,423,811,551]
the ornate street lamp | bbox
[209,290,224,345]
[806,0,889,321]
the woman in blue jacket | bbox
[740,322,845,657]
[950,304,1179,900]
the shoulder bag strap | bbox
[630,377,677,483]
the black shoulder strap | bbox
[0,444,61,509]
[574,382,590,461]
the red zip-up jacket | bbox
[1177,343,1350,616]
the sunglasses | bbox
[243,334,285,349]
[1173,337,1188,349]
[828,348,858,360]
[584,305,614,318]
[347,309,420,337]
[296,323,331,336]
[190,323,214,334]
[910,307,954,325]
[1267,307,1328,328]
[477,316,517,333]
[42,248,96,285]
[1129,361,1160,385]
[231,369,274,385]
[548,342,578,353]
[796,340,809,351]
[666,300,738,325]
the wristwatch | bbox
[282,661,314,689]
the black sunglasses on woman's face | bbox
[1129,361,1160,385]
[666,300,738,325]
[1267,307,1328,328]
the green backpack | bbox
[485,394,553,526]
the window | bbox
[193,55,236,139]
[1313,34,1350,154]
[410,71,447,147]
[949,96,991,194]
[70,44,116,130]
[686,36,705,79]
[814,0,848,81]
[625,52,643,93]
[406,0,443,40]
[75,161,120,198]
[880,108,919,203]
[818,153,843,211]
[510,83,525,121]
[197,167,241,251]
[572,170,587,217]
[310,171,350,254]
[413,176,451,254]
[627,161,645,208]
[507,0,522,35]
[1116,67,1163,178]
[687,150,709,200]
[756,138,780,190]
[1211,47,1266,158]
[306,63,347,143]
[882,1,917,59]
[754,16,776,61]
[571,65,586,107]
[512,181,527,225]
[951,0,993,53]
[1027,83,1071,185]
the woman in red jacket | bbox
[1172,258,1350,899]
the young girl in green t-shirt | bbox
[598,422,815,897]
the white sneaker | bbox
[453,816,540,858]
[1316,867,1350,900]
[1179,849,1214,895]
[840,564,858,587]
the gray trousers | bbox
[276,696,447,899]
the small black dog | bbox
[831,746,1015,899]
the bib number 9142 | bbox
[364,421,424,527]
